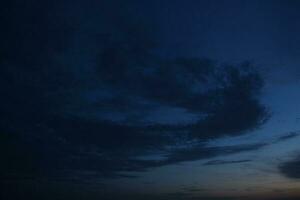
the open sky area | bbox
[1,1,300,199]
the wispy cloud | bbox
[203,159,252,166]
[275,131,300,143]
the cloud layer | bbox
[1,0,269,182]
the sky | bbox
[1,0,300,200]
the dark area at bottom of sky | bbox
[1,0,300,199]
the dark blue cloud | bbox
[162,143,264,165]
[203,159,252,166]
[279,156,300,179]
[275,131,300,143]
[0,124,266,181]
[1,0,269,183]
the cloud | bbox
[157,192,241,200]
[94,33,269,139]
[275,131,300,143]
[279,155,300,179]
[203,159,252,166]
[181,186,209,193]
[1,0,269,182]
[1,123,266,182]
[162,143,264,165]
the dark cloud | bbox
[1,0,269,183]
[163,143,264,165]
[275,131,300,143]
[181,186,209,193]
[95,32,269,138]
[203,159,252,166]
[157,192,241,200]
[0,123,266,181]
[279,155,300,179]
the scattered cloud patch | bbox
[279,155,300,179]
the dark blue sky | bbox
[1,1,300,200]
